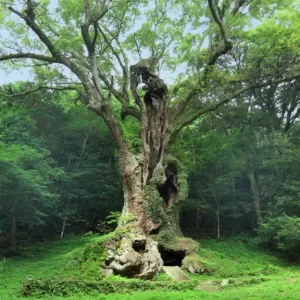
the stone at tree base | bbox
[155,235,206,275]
[162,266,190,281]
[182,252,206,274]
[198,280,220,292]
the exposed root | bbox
[105,234,163,279]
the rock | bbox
[182,253,206,274]
[220,279,229,287]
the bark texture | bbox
[247,168,263,226]
[10,199,19,251]
[99,61,204,279]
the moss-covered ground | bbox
[1,235,300,299]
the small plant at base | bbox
[0,257,8,271]
[106,211,136,225]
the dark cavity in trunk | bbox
[157,163,178,208]
[159,247,184,266]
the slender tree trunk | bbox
[247,169,263,226]
[60,218,67,239]
[196,207,200,231]
[216,204,220,240]
[10,199,19,251]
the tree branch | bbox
[1,2,126,153]
[8,5,59,57]
[0,53,56,63]
[170,73,300,142]
[97,24,129,97]
[171,0,232,121]
[120,105,141,121]
[0,85,80,98]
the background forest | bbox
[1,0,300,298]
[1,77,300,258]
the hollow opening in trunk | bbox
[157,163,178,208]
[159,247,184,266]
[149,227,160,235]
[133,240,146,254]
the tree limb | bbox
[0,85,80,98]
[170,73,300,142]
[8,5,59,57]
[171,0,232,121]
[120,105,141,121]
[0,53,56,63]
[97,24,129,98]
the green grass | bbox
[1,235,300,299]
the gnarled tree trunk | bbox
[102,62,204,279]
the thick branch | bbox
[208,0,229,45]
[0,53,56,63]
[120,106,141,121]
[7,4,89,89]
[171,0,232,120]
[5,2,126,153]
[170,73,300,142]
[8,5,59,57]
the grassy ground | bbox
[1,235,300,299]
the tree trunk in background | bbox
[247,169,263,227]
[10,199,19,251]
[216,204,220,240]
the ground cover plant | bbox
[1,235,300,299]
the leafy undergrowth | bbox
[1,235,300,299]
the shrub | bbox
[258,215,300,258]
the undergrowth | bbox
[1,235,300,299]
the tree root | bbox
[105,233,163,279]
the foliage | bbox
[258,215,300,258]
[0,90,122,247]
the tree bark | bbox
[101,63,204,278]
[10,199,19,251]
[216,203,220,240]
[247,169,263,227]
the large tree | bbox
[0,0,299,278]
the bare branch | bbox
[133,33,142,59]
[98,68,128,105]
[97,25,126,75]
[97,25,129,98]
[0,52,56,63]
[1,2,126,152]
[0,85,80,98]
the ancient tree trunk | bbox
[102,61,204,279]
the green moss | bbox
[143,185,166,224]
[143,156,188,232]
[81,242,107,281]
[80,232,122,281]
